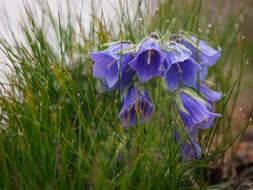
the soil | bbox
[205,90,253,190]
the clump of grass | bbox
[0,0,252,189]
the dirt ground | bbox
[206,81,253,189]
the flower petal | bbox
[129,39,165,82]
[104,63,119,88]
[106,43,132,59]
[180,36,221,66]
[90,42,134,88]
[199,84,222,102]
[174,128,201,159]
[180,92,213,125]
[182,137,201,159]
[166,44,191,64]
[203,48,221,66]
[139,99,154,121]
[90,52,115,78]
[199,63,208,81]
[130,50,162,82]
[165,64,180,91]
[200,112,222,129]
[104,80,117,91]
[120,107,136,127]
[180,59,201,87]
[119,85,154,127]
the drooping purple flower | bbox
[175,88,221,132]
[129,38,165,83]
[89,43,134,89]
[119,85,154,127]
[180,36,221,80]
[174,128,201,159]
[174,87,221,160]
[163,44,201,91]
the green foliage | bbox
[0,0,252,189]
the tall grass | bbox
[0,0,252,189]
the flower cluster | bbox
[89,32,222,161]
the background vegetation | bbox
[0,0,252,189]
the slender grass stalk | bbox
[0,0,252,189]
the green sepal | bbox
[101,40,131,47]
[160,43,180,53]
[175,92,189,115]
[182,36,202,52]
[168,41,192,54]
[115,44,136,55]
[115,37,148,55]
[166,47,180,52]
[134,37,147,54]
[179,31,203,52]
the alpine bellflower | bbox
[89,43,134,89]
[129,38,165,83]
[119,85,154,127]
[163,44,201,91]
[174,86,222,160]
[175,88,221,132]
[90,32,223,161]
[180,36,221,80]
